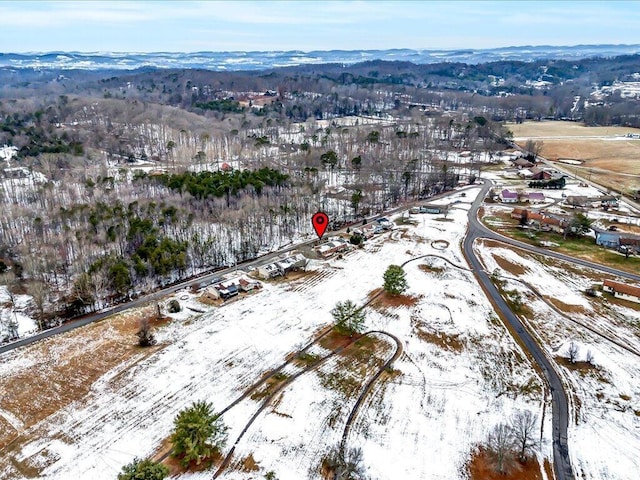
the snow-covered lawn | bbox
[476,242,640,480]
[1,187,548,480]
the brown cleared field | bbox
[509,121,640,192]
[0,305,165,455]
[509,121,640,138]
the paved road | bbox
[1,186,476,356]
[463,181,573,480]
[0,241,309,355]
[476,205,640,284]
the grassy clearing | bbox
[317,333,392,400]
[555,357,598,372]
[492,254,527,276]
[491,275,534,319]
[483,210,640,275]
[414,328,464,352]
[0,305,166,454]
[509,120,640,138]
[294,351,322,366]
[250,373,290,401]
[234,453,260,472]
[467,446,543,480]
[367,287,422,311]
[418,263,445,274]
[547,298,587,314]
[510,121,640,192]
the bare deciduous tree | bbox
[510,410,539,462]
[586,349,595,365]
[26,281,49,331]
[487,423,515,474]
[524,139,544,161]
[567,341,579,364]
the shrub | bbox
[118,458,168,480]
[168,299,181,313]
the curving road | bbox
[464,179,640,480]
[463,180,574,480]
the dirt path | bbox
[338,331,402,454]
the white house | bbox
[603,279,640,304]
[257,253,308,279]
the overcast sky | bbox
[1,1,639,53]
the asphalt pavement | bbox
[463,181,573,480]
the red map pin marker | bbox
[312,212,329,240]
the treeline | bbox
[194,99,243,113]
[157,168,289,200]
[528,177,566,189]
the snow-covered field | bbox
[476,243,640,480]
[1,188,548,480]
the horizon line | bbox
[3,43,640,56]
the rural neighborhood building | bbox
[276,253,308,274]
[602,279,640,304]
[513,158,534,169]
[510,208,569,233]
[620,235,640,254]
[316,238,349,258]
[257,253,308,279]
[565,195,618,210]
[525,192,546,203]
[594,229,640,252]
[420,205,443,214]
[518,166,547,180]
[257,263,281,279]
[204,275,262,300]
[500,189,519,203]
[595,230,621,248]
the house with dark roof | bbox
[525,192,546,204]
[620,235,640,253]
[513,158,534,169]
[603,279,640,304]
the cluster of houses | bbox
[593,228,640,254]
[565,195,619,210]
[510,157,565,181]
[350,217,395,239]
[510,208,570,233]
[511,207,640,254]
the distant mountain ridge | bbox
[2,44,640,71]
